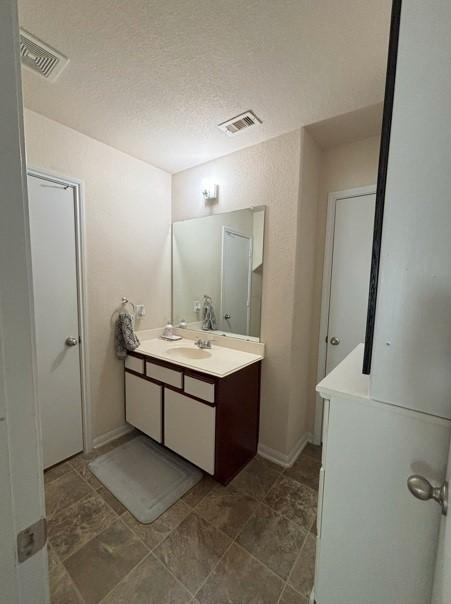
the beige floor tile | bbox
[102,554,192,603]
[302,443,322,462]
[122,500,191,550]
[45,470,93,518]
[237,503,306,579]
[69,451,103,489]
[231,456,280,501]
[44,461,73,485]
[264,476,317,530]
[195,484,258,538]
[154,512,231,593]
[196,543,284,604]
[97,486,127,516]
[48,493,116,560]
[284,455,321,491]
[288,532,316,597]
[279,584,309,604]
[49,558,83,604]
[64,519,147,604]
[182,475,217,507]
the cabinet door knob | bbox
[407,474,448,516]
[329,336,340,346]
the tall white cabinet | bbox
[314,347,450,604]
[314,1,451,602]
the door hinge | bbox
[17,517,47,563]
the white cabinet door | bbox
[165,390,215,474]
[316,395,450,604]
[432,434,451,603]
[125,373,162,442]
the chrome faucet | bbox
[194,338,213,349]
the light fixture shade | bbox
[202,180,218,202]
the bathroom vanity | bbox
[124,337,263,484]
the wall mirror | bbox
[172,206,265,341]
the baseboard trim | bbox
[92,423,134,449]
[258,432,312,468]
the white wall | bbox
[23,109,172,441]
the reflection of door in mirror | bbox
[172,206,265,341]
[220,228,252,335]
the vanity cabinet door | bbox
[125,372,162,442]
[164,390,215,474]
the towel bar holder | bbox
[121,296,136,313]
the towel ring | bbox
[121,296,136,313]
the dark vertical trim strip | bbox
[362,0,402,374]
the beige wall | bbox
[173,131,303,456]
[288,129,321,453]
[23,109,172,441]
[308,134,381,431]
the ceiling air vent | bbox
[19,29,69,82]
[218,110,262,135]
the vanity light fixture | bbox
[202,180,218,203]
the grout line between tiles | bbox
[48,449,318,603]
[96,551,153,604]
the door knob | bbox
[329,336,340,346]
[407,474,448,516]
[224,313,231,320]
[65,337,78,347]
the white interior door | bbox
[432,436,451,603]
[28,173,83,468]
[1,0,49,600]
[326,193,375,373]
[220,228,252,334]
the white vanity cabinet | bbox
[164,389,216,474]
[125,372,162,443]
[124,351,261,484]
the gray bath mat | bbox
[88,436,202,523]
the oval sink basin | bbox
[166,347,212,360]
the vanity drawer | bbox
[184,375,215,403]
[125,355,144,374]
[164,390,215,474]
[125,373,162,442]
[146,361,183,389]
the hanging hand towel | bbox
[115,311,140,359]
[202,296,217,331]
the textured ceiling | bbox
[18,0,391,173]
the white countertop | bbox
[316,344,369,400]
[135,337,263,378]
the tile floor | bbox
[45,433,320,604]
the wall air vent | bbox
[19,29,69,82]
[217,110,262,135]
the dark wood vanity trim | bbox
[214,361,261,484]
[125,350,262,484]
[363,0,402,374]
[184,369,216,384]
[164,383,216,408]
